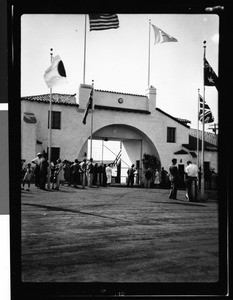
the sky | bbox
[21,14,219,130]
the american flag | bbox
[89,14,119,31]
[199,94,214,123]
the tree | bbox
[142,153,159,172]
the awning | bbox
[190,151,197,158]
[23,112,37,124]
[174,149,188,155]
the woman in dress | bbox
[105,163,113,187]
[154,169,160,188]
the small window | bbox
[48,111,61,129]
[167,127,176,143]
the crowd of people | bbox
[21,153,217,202]
[21,152,115,191]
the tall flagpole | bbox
[83,14,87,84]
[90,79,94,159]
[47,48,53,189]
[197,88,200,169]
[201,41,206,199]
[148,19,151,87]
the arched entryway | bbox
[79,124,161,184]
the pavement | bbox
[21,184,219,283]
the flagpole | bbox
[197,88,200,169]
[90,79,94,159]
[83,14,87,84]
[148,19,151,87]
[201,41,206,199]
[47,48,53,189]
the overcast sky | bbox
[21,14,219,129]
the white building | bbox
[21,84,218,183]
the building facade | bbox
[21,84,218,183]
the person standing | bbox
[168,158,179,199]
[54,159,64,190]
[79,158,87,189]
[127,164,136,187]
[185,160,198,201]
[144,167,152,188]
[154,169,160,188]
[87,158,94,187]
[71,159,80,188]
[31,153,42,187]
[22,163,33,191]
[160,167,168,188]
[105,163,113,187]
[39,155,48,190]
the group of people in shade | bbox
[21,153,116,191]
[21,152,204,201]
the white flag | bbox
[44,55,67,88]
[152,24,178,44]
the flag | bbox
[44,55,67,88]
[151,24,178,44]
[89,14,119,31]
[82,89,93,125]
[204,58,219,91]
[199,94,214,123]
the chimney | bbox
[146,85,157,112]
[78,83,93,109]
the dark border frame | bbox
[8,0,230,298]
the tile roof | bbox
[156,108,190,128]
[95,89,146,97]
[182,134,217,151]
[189,128,218,146]
[21,93,78,106]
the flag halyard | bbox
[89,14,119,31]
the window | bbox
[167,127,176,143]
[47,147,60,163]
[48,111,61,129]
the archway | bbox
[79,124,161,184]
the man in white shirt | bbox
[185,161,198,201]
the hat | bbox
[36,152,42,156]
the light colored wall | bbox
[21,85,217,173]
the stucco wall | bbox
[21,86,217,173]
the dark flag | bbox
[204,58,219,91]
[89,14,119,31]
[82,89,93,125]
[199,94,214,123]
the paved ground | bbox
[21,184,219,283]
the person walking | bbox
[22,163,33,191]
[168,158,179,199]
[154,169,160,188]
[105,163,113,187]
[185,160,198,201]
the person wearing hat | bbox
[31,153,42,187]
